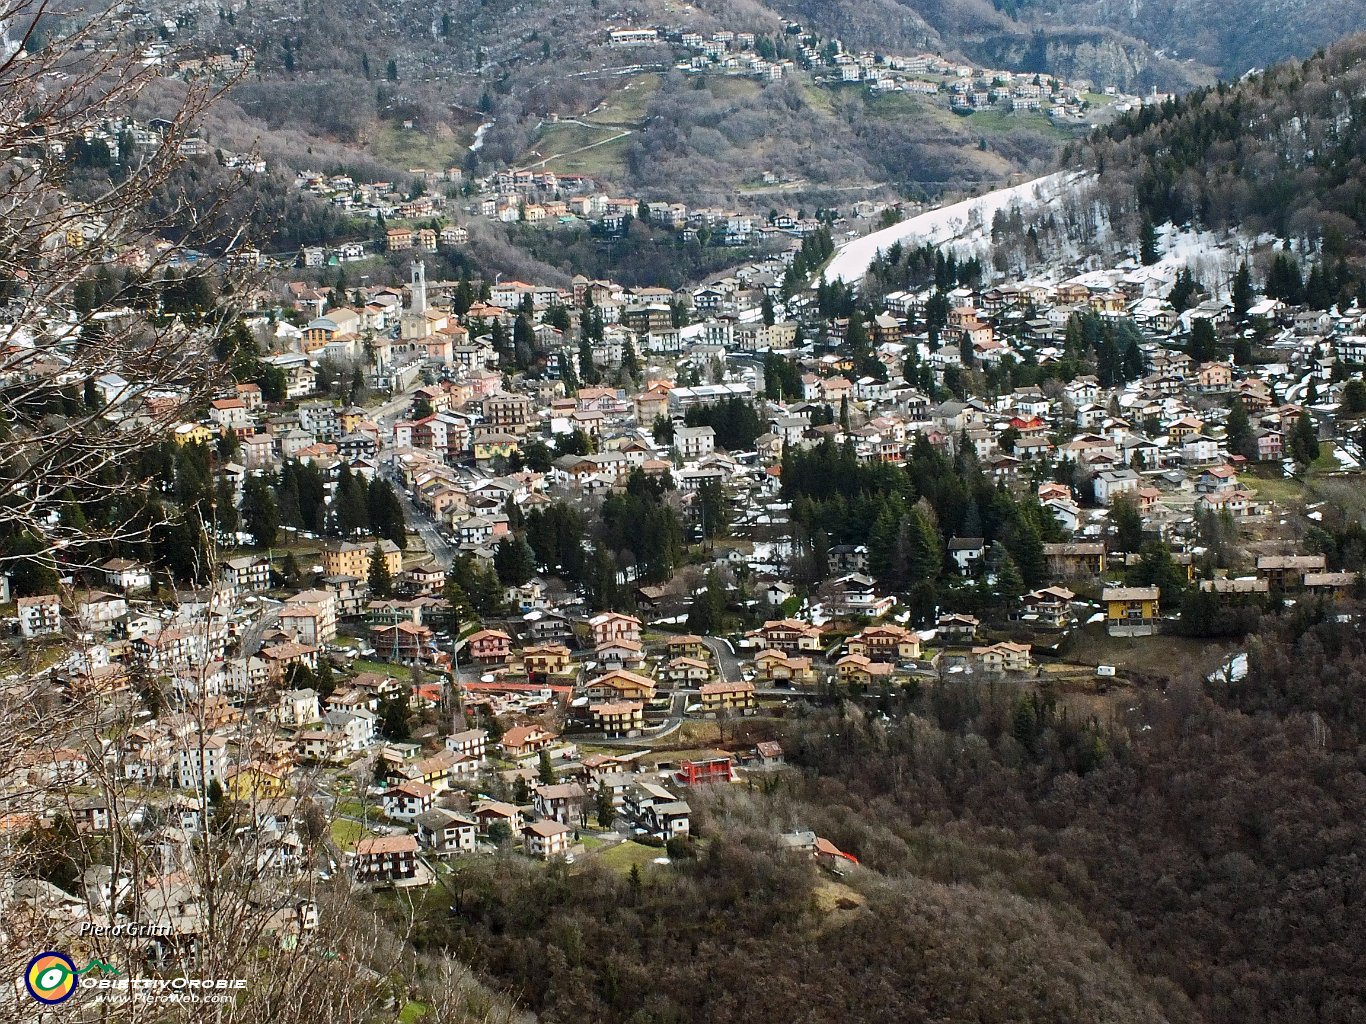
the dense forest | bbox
[408,603,1366,1024]
[1081,34,1366,295]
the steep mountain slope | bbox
[1004,0,1366,77]
[1081,33,1366,298]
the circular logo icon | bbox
[26,952,78,1004]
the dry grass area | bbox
[1060,625,1240,683]
[813,879,866,916]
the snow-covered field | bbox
[825,170,1084,283]
[824,169,1273,300]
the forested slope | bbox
[1080,35,1366,297]
[411,602,1366,1024]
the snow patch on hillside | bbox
[826,170,1085,284]
[825,170,1285,301]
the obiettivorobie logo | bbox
[25,952,120,1004]
[22,951,246,1006]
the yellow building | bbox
[222,762,288,800]
[835,654,896,686]
[173,422,214,446]
[698,680,756,714]
[588,701,644,736]
[1102,586,1160,636]
[845,624,920,662]
[473,433,520,462]
[584,670,655,702]
[339,407,366,434]
[321,539,402,584]
[523,643,572,677]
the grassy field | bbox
[398,1001,429,1024]
[515,73,661,179]
[703,76,762,102]
[582,73,661,126]
[352,659,413,679]
[542,134,633,177]
[596,840,664,875]
[962,107,1076,139]
[330,818,368,852]
[1244,471,1305,505]
[367,121,472,172]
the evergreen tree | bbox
[1226,399,1253,458]
[619,335,641,385]
[241,476,279,548]
[995,548,1025,604]
[493,537,537,586]
[697,482,729,542]
[1139,215,1159,265]
[538,748,555,784]
[1189,318,1217,362]
[1232,261,1253,319]
[368,543,393,598]
[1289,410,1320,466]
[1341,379,1366,415]
[595,790,616,829]
[379,691,410,740]
[686,571,727,634]
[1108,495,1144,553]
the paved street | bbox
[698,635,742,681]
[373,380,457,569]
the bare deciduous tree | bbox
[0,0,247,573]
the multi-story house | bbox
[589,612,642,647]
[17,594,62,637]
[749,619,823,652]
[1101,587,1161,636]
[414,809,479,857]
[523,820,572,859]
[845,624,921,662]
[698,681,756,715]
[353,835,424,886]
[533,782,586,825]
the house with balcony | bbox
[1017,587,1076,628]
[414,809,479,857]
[587,701,645,737]
[845,624,921,662]
[834,653,895,687]
[749,618,822,652]
[533,782,586,825]
[353,835,427,887]
[584,669,655,702]
[523,820,573,860]
[500,724,557,758]
[676,756,734,786]
[698,680,756,716]
[662,656,714,686]
[971,641,1034,673]
[465,628,512,665]
[1102,586,1161,636]
[589,611,642,647]
[523,643,572,679]
[752,649,815,685]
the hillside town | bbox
[5,164,1365,936]
[2,0,1363,965]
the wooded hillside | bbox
[1080,35,1366,293]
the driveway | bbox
[698,635,743,681]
